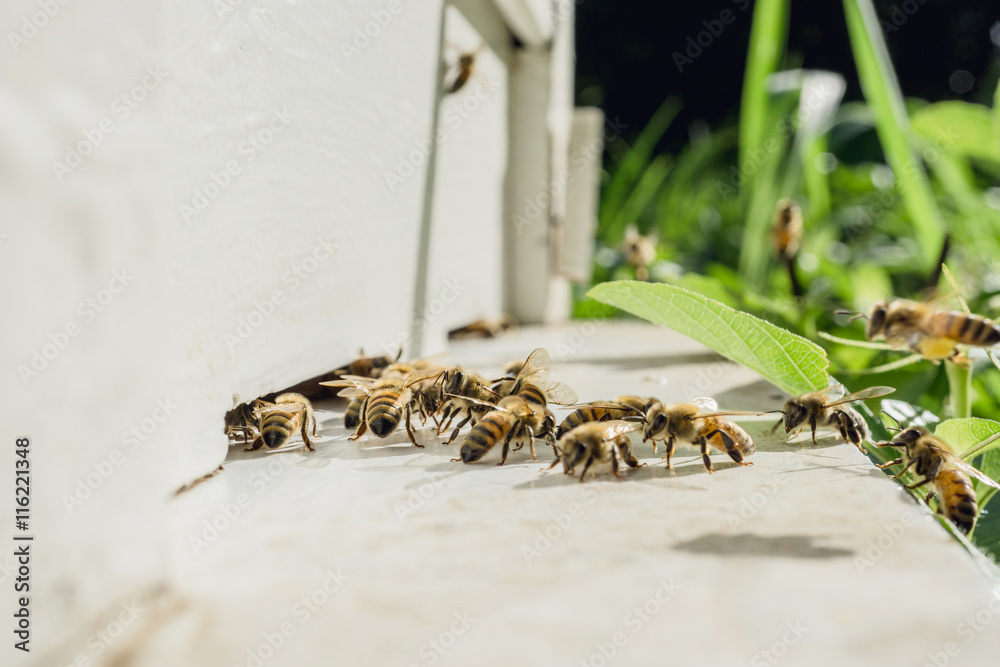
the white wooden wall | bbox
[0,0,578,662]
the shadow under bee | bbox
[673,533,854,559]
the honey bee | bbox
[246,393,320,452]
[322,369,441,446]
[873,427,1000,534]
[546,421,644,482]
[452,394,556,465]
[643,398,765,472]
[436,367,500,444]
[621,225,657,281]
[862,299,1000,361]
[344,396,364,430]
[772,198,802,260]
[446,43,484,94]
[779,385,895,453]
[224,399,265,447]
[556,396,657,440]
[447,315,517,340]
[334,347,402,379]
[497,348,578,408]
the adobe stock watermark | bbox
[56,599,144,667]
[339,0,415,62]
[579,578,683,667]
[7,0,73,54]
[394,471,448,523]
[180,108,294,223]
[18,269,134,385]
[522,485,602,565]
[382,277,467,355]
[406,611,477,667]
[750,620,809,666]
[223,235,337,352]
[61,397,180,513]
[52,66,168,182]
[853,511,918,574]
[725,471,790,532]
[671,0,752,73]
[234,568,349,667]
[189,456,295,556]
[511,115,628,234]
[383,77,502,192]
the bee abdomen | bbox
[345,397,363,429]
[260,412,296,448]
[459,413,510,463]
[938,469,978,534]
[367,391,403,437]
[518,384,547,407]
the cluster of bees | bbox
[224,294,1000,536]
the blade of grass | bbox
[739,0,790,172]
[842,0,945,270]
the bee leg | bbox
[713,429,753,467]
[618,439,642,468]
[405,405,423,448]
[698,437,714,473]
[446,415,472,445]
[543,455,561,471]
[662,438,675,469]
[348,420,367,441]
[876,457,903,470]
[769,417,783,434]
[497,426,518,465]
[438,407,457,435]
[888,458,918,478]
[578,457,594,482]
[526,427,538,461]
[244,437,264,452]
[809,416,818,445]
[611,452,622,478]
[905,478,932,491]
[924,491,936,507]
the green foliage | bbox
[587,281,829,396]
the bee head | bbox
[782,399,808,433]
[643,406,667,442]
[892,427,925,450]
[557,435,588,475]
[866,302,888,341]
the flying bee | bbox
[643,398,766,472]
[873,427,1000,534]
[452,394,556,465]
[772,198,802,260]
[855,299,1000,361]
[246,393,320,452]
[435,367,500,444]
[224,399,265,447]
[778,385,895,453]
[497,347,579,409]
[621,225,657,281]
[321,369,441,446]
[445,43,485,94]
[556,395,658,440]
[546,421,644,482]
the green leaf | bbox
[587,281,829,396]
[911,102,1000,163]
[842,0,945,270]
[934,418,1000,459]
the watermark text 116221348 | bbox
[13,436,32,652]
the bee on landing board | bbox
[873,427,1000,534]
[452,394,556,465]
[246,393,320,452]
[334,347,402,380]
[494,348,578,408]
[322,369,441,446]
[435,367,500,444]
[556,396,658,441]
[225,399,266,447]
[642,397,765,472]
[546,420,644,482]
[856,299,1000,362]
[778,386,895,453]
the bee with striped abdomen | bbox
[643,398,765,472]
[497,348,578,408]
[779,385,894,453]
[556,395,658,441]
[334,347,402,379]
[246,393,320,452]
[453,394,556,465]
[436,367,499,444]
[862,299,1000,361]
[873,427,1000,534]
[225,399,265,447]
[322,369,441,446]
[546,421,644,482]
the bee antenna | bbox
[834,309,868,322]
[880,411,903,430]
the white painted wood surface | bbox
[0,1,578,663]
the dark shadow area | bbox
[673,533,854,559]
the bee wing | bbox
[600,420,642,439]
[690,397,718,412]
[319,378,375,397]
[568,401,644,415]
[949,457,1000,492]
[545,381,578,406]
[409,352,449,369]
[513,348,551,387]
[690,411,770,419]
[824,386,895,408]
[336,388,367,399]
[403,368,445,388]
